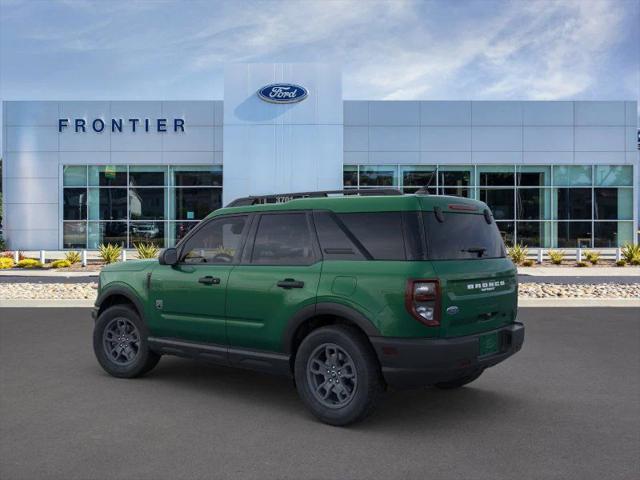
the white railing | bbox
[524,248,623,263]
[0,247,631,266]
[3,249,143,266]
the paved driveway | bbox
[1,307,638,480]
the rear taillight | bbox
[405,279,440,327]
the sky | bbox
[0,0,638,148]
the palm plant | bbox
[99,243,122,264]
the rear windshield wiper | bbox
[461,247,487,257]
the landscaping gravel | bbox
[1,281,639,300]
[519,282,640,299]
[0,282,98,299]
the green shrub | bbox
[547,250,564,265]
[522,259,534,267]
[621,243,640,265]
[615,259,626,267]
[507,243,528,265]
[134,243,160,259]
[0,257,15,269]
[51,259,71,269]
[99,243,122,264]
[576,260,589,268]
[584,251,600,265]
[17,258,43,269]
[65,251,81,265]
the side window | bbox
[251,213,315,265]
[181,215,247,264]
[337,212,407,260]
[313,211,365,260]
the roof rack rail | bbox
[226,188,403,207]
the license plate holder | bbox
[479,332,499,356]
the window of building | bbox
[555,188,592,220]
[359,165,397,187]
[479,188,514,220]
[400,165,436,193]
[342,163,633,248]
[62,165,223,249]
[555,222,593,248]
[250,213,315,265]
[343,165,358,187]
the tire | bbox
[294,325,383,426]
[93,305,160,378]
[435,369,483,389]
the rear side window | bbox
[423,212,505,260]
[251,213,315,265]
[313,212,365,260]
[336,212,407,260]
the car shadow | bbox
[131,356,526,431]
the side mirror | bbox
[159,248,178,266]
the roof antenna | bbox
[414,169,436,195]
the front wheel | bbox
[93,305,160,378]
[294,325,383,426]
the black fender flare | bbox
[95,284,147,321]
[282,302,381,354]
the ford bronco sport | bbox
[92,189,524,426]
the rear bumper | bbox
[371,323,524,389]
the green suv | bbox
[92,189,524,425]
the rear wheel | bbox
[435,369,483,389]
[93,305,160,378]
[294,325,383,426]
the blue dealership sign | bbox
[257,83,308,104]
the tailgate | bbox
[433,258,518,337]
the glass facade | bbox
[343,164,634,248]
[62,165,222,248]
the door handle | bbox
[277,278,305,289]
[198,276,221,285]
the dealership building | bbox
[1,63,638,250]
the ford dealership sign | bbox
[257,83,308,104]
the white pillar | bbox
[39,250,46,264]
[82,250,88,267]
[14,250,19,263]
[121,249,127,262]
[537,249,544,264]
[616,248,622,261]
[576,248,582,262]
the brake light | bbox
[405,279,440,327]
[448,203,477,212]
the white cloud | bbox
[0,0,635,101]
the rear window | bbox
[423,212,506,260]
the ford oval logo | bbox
[257,83,308,104]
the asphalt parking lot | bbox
[1,307,638,480]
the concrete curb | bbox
[518,298,640,307]
[0,299,95,308]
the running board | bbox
[147,337,291,377]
